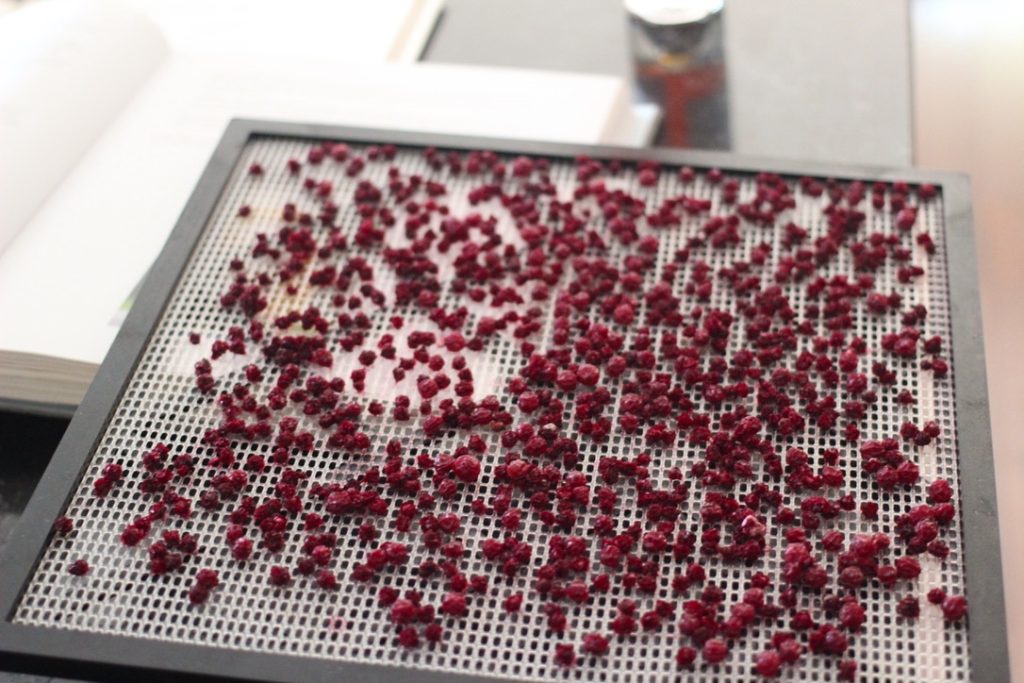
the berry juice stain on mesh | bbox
[18,138,969,682]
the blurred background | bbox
[1,0,1022,680]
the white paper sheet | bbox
[0,0,167,254]
[116,0,443,64]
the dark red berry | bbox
[553,643,576,667]
[755,649,781,677]
[68,559,90,576]
[424,623,443,643]
[581,632,609,656]
[397,626,419,648]
[897,595,920,619]
[452,455,481,483]
[837,659,858,681]
[390,599,418,624]
[269,565,292,586]
[839,601,866,631]
[942,595,968,622]
[702,638,728,664]
[188,585,210,605]
[440,592,468,618]
[316,569,338,590]
[676,646,697,668]
[195,568,219,589]
[231,537,253,561]
[503,593,523,613]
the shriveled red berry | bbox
[837,659,858,681]
[927,478,954,503]
[609,613,636,637]
[503,592,523,613]
[440,592,468,617]
[675,646,697,668]
[92,475,115,498]
[316,569,338,590]
[577,364,600,386]
[612,303,635,326]
[391,599,418,624]
[231,537,253,561]
[268,565,292,586]
[423,623,443,643]
[68,559,90,576]
[311,545,332,565]
[553,643,576,667]
[581,632,609,656]
[518,392,540,412]
[397,625,419,648]
[897,595,920,619]
[195,568,219,589]
[942,595,968,621]
[188,585,210,605]
[637,168,658,186]
[895,556,921,579]
[809,625,848,655]
[452,454,481,483]
[54,516,74,536]
[565,581,590,604]
[839,601,866,631]
[374,586,398,607]
[755,649,781,677]
[702,638,729,664]
[555,369,577,391]
[778,638,803,664]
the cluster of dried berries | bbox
[66,141,968,680]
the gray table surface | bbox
[424,0,913,167]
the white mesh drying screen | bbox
[15,136,969,682]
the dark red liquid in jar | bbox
[626,0,730,148]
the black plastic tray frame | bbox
[0,120,1007,683]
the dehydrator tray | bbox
[0,120,1008,682]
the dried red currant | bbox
[68,559,90,576]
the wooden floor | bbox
[913,1,1024,677]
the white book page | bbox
[117,0,443,64]
[0,56,631,366]
[0,0,167,255]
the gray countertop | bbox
[424,0,913,167]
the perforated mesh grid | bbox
[15,136,969,682]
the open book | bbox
[0,0,651,414]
